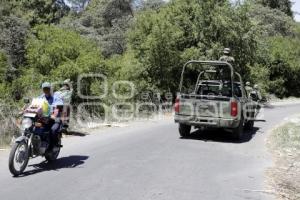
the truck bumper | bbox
[174,115,240,129]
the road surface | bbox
[0,104,300,200]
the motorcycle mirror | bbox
[23,98,30,104]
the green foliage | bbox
[106,51,150,93]
[250,64,270,95]
[0,0,299,107]
[128,0,257,92]
[255,0,293,17]
[18,0,70,26]
[26,24,105,77]
[21,24,107,101]
[267,35,300,97]
[10,68,45,100]
[0,15,29,74]
[60,0,134,57]
[0,51,8,83]
[248,2,295,37]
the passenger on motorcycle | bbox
[39,82,64,148]
[54,79,73,130]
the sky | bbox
[292,0,300,22]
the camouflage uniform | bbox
[245,82,253,98]
[219,55,235,63]
[219,48,235,64]
[253,85,262,101]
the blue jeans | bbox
[50,121,61,146]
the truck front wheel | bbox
[179,124,191,138]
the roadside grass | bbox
[0,120,19,148]
[0,134,12,149]
[0,109,20,148]
[0,106,173,148]
[267,117,300,200]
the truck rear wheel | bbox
[232,117,244,140]
[179,124,191,138]
[244,120,254,130]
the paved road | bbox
[1,104,300,200]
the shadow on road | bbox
[181,127,260,144]
[17,155,89,177]
[65,131,89,137]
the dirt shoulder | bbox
[267,115,300,200]
[269,97,300,106]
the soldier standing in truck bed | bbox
[217,48,235,80]
[219,48,235,64]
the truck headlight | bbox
[21,118,33,130]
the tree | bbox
[0,16,29,74]
[60,0,134,57]
[26,24,106,77]
[267,35,300,97]
[20,24,107,101]
[0,1,30,82]
[15,0,70,26]
[255,0,293,17]
[248,3,295,37]
[128,0,258,92]
[0,51,8,83]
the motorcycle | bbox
[8,98,64,176]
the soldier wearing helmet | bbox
[253,84,262,101]
[245,81,253,98]
[219,48,235,63]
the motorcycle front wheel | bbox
[8,141,29,176]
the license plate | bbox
[24,113,37,118]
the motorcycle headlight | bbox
[21,118,33,130]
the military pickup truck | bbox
[174,61,257,140]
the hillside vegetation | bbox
[0,0,299,143]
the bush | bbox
[128,0,258,93]
[23,24,107,102]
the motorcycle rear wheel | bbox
[45,148,60,162]
[45,139,61,162]
[8,141,29,176]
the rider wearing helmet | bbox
[40,82,64,147]
[219,48,235,63]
